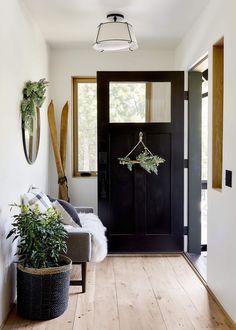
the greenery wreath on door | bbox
[118,132,165,175]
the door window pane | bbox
[109,82,171,123]
[148,82,171,122]
[110,82,146,123]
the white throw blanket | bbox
[64,213,107,262]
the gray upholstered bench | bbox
[65,207,93,293]
[22,187,100,293]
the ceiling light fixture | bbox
[93,13,138,52]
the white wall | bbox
[175,0,236,322]
[1,0,235,325]
[0,1,49,326]
[49,48,174,212]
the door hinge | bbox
[184,159,189,168]
[184,226,189,235]
[184,91,189,100]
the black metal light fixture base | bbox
[107,13,124,22]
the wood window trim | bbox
[145,82,152,122]
[212,37,224,190]
[72,76,97,177]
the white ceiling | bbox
[23,0,210,49]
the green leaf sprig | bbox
[118,149,165,174]
[21,79,48,133]
[7,204,67,269]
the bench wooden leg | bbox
[81,262,87,293]
[70,262,87,293]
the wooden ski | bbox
[60,102,69,172]
[48,101,69,201]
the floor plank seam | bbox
[141,257,168,330]
[112,257,121,330]
[72,287,79,330]
[89,265,96,330]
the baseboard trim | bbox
[0,301,16,330]
[206,285,236,328]
[182,253,236,328]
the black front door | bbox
[97,71,184,253]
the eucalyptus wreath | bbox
[118,149,165,175]
[21,78,48,133]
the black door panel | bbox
[97,71,184,253]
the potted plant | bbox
[7,204,72,320]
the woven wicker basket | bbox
[17,255,72,320]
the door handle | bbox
[100,170,107,199]
[99,152,107,198]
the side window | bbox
[72,77,97,176]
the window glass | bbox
[74,80,97,174]
[149,82,171,122]
[109,82,171,123]
[110,82,146,123]
[201,96,208,180]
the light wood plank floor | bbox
[3,256,235,330]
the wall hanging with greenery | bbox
[118,132,165,175]
[21,78,48,132]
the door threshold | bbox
[183,252,207,283]
[107,253,182,257]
